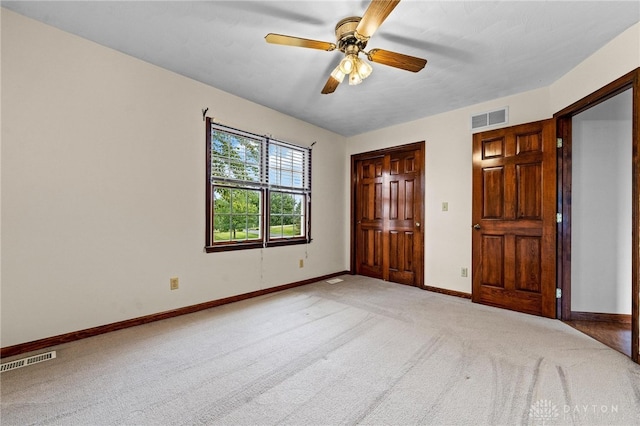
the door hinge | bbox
[556,213,562,223]
[557,138,563,148]
[556,288,562,299]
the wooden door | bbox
[472,120,556,317]
[355,155,385,279]
[352,143,424,287]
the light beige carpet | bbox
[2,274,639,425]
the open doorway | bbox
[555,69,639,362]
[567,89,632,356]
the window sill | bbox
[205,238,310,253]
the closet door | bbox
[353,143,424,287]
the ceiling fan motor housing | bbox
[335,17,368,53]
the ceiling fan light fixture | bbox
[339,54,356,74]
[330,65,346,83]
[355,57,373,79]
[348,70,363,86]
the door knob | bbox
[473,224,481,230]
[416,222,420,227]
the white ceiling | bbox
[3,1,639,136]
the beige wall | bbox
[1,10,348,347]
[346,22,640,294]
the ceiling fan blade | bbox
[367,48,427,72]
[265,33,336,51]
[355,0,401,40]
[321,75,341,94]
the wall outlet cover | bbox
[170,277,179,290]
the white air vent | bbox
[471,107,509,131]
[1,351,56,373]
[326,278,343,284]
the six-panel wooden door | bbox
[472,120,556,317]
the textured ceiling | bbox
[3,1,639,136]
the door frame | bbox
[554,68,640,363]
[350,141,425,287]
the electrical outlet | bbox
[299,259,304,268]
[442,202,449,212]
[170,277,179,290]
[461,268,468,278]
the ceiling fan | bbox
[265,0,427,94]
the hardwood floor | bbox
[563,320,631,357]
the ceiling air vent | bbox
[471,107,509,131]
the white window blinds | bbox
[209,123,310,191]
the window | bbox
[205,119,311,252]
